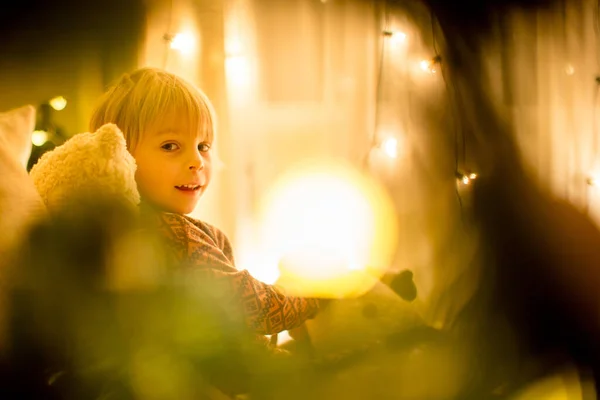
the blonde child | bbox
[89,67,321,336]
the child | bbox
[89,67,321,336]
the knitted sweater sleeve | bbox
[158,213,321,335]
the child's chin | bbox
[158,202,198,215]
[172,206,196,215]
[179,202,200,215]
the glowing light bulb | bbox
[258,161,398,298]
[469,173,477,179]
[419,58,439,74]
[170,32,196,55]
[49,96,67,111]
[382,137,398,159]
[462,176,470,184]
[31,130,48,147]
[390,31,407,45]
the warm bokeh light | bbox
[469,173,477,180]
[49,96,67,111]
[419,59,437,74]
[382,137,399,158]
[255,161,398,298]
[170,32,196,55]
[390,31,407,45]
[237,245,280,284]
[462,176,470,185]
[225,55,251,88]
[31,130,48,147]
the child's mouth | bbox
[175,184,201,192]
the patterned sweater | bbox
[154,212,321,335]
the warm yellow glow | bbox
[225,55,251,87]
[225,38,243,57]
[49,96,67,111]
[390,31,407,45]
[419,59,437,74]
[257,161,398,298]
[382,137,398,158]
[588,177,599,186]
[31,130,48,147]
[462,176,470,185]
[237,247,280,284]
[276,330,293,345]
[565,64,575,75]
[469,173,477,179]
[170,32,196,55]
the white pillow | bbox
[0,105,45,256]
[0,105,35,169]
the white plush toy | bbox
[30,123,140,212]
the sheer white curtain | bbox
[482,0,600,211]
[222,0,480,327]
[224,0,381,279]
[143,0,600,328]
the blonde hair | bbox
[90,67,216,151]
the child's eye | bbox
[161,143,180,151]
[199,143,211,152]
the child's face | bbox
[131,113,212,214]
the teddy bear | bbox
[29,123,140,213]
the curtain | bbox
[142,0,600,332]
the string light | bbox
[456,171,477,185]
[383,29,407,45]
[31,130,48,147]
[168,32,196,55]
[381,137,399,159]
[419,55,442,74]
[49,96,67,111]
[420,60,432,72]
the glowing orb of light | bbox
[257,160,398,298]
[170,32,196,55]
[31,130,48,146]
[382,137,398,159]
[49,96,67,111]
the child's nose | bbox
[189,153,204,170]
